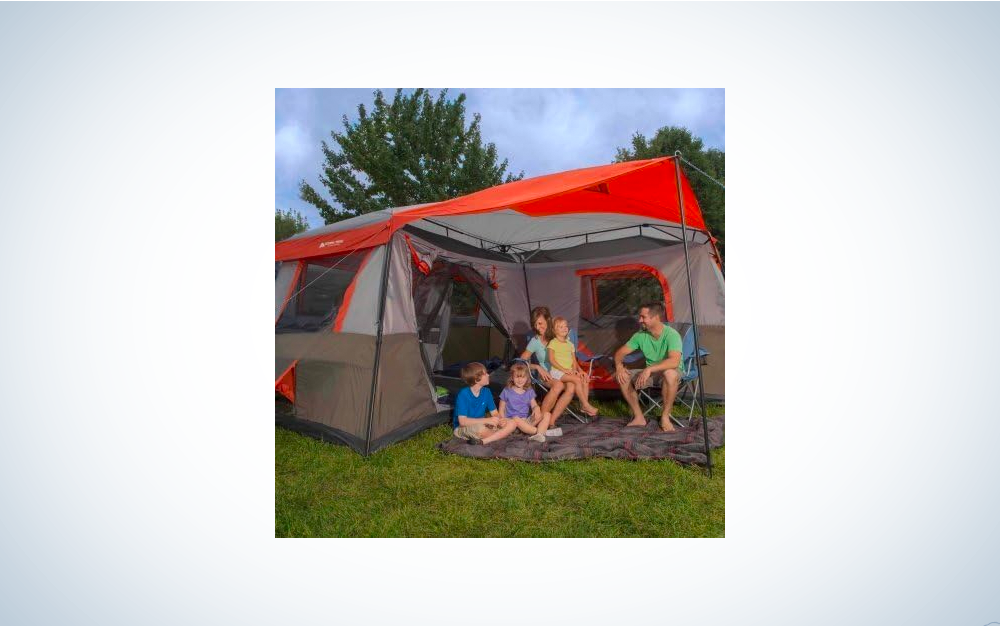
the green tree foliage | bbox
[614,126,725,258]
[301,89,524,224]
[275,208,310,242]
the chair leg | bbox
[687,379,699,425]
[640,389,662,417]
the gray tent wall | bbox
[275,244,387,452]
[523,242,724,330]
[365,235,440,449]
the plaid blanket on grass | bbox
[437,416,724,465]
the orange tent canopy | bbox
[276,156,705,261]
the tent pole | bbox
[363,229,395,456]
[673,153,714,477]
[522,262,533,316]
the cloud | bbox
[274,122,311,184]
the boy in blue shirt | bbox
[452,362,518,445]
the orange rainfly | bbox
[275,156,706,263]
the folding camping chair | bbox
[674,325,710,424]
[626,325,709,428]
[514,333,590,424]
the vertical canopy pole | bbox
[363,226,395,456]
[522,262,533,317]
[673,154,713,477]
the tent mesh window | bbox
[581,270,665,329]
[448,279,480,326]
[578,268,668,360]
[276,252,367,333]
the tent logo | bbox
[319,239,344,248]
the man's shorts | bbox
[453,423,489,441]
[627,368,682,389]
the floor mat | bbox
[437,416,724,465]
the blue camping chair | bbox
[627,325,709,427]
[675,325,711,424]
[514,332,589,424]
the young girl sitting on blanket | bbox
[498,362,550,443]
[547,317,600,418]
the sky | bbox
[275,88,725,228]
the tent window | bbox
[578,265,673,328]
[449,279,480,326]
[276,252,367,333]
[594,275,664,317]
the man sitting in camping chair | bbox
[612,302,684,432]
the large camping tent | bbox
[275,156,725,456]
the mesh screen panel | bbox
[276,251,368,333]
[577,269,667,358]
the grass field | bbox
[275,399,724,537]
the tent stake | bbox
[363,227,395,456]
[673,153,714,477]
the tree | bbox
[614,126,725,259]
[300,89,523,224]
[275,208,310,242]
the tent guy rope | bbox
[680,156,725,190]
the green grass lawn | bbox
[275,399,724,538]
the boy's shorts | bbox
[453,423,489,441]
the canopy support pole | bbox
[673,153,713,477]
[363,228,395,456]
[522,262,533,318]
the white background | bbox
[1,2,998,625]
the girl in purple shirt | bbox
[499,362,551,443]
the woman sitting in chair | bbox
[519,306,578,430]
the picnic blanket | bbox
[437,416,724,465]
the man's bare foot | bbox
[625,417,646,427]
[659,419,676,432]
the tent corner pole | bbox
[363,229,394,457]
[673,152,714,477]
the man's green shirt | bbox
[626,326,684,374]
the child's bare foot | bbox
[582,405,599,417]
[659,419,676,432]
[625,417,647,427]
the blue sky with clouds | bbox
[276,88,724,228]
